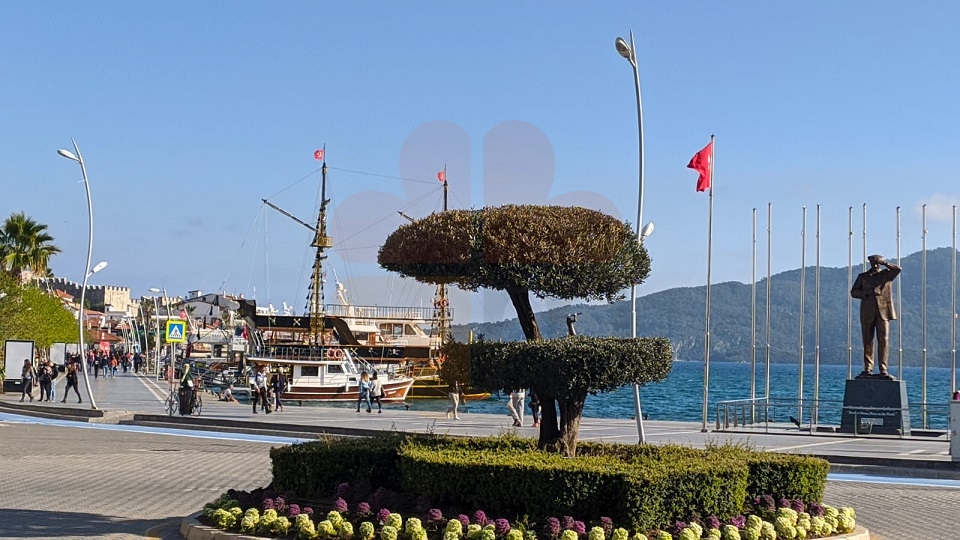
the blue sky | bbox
[2,2,959,324]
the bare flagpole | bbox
[897,207,903,378]
[922,204,928,428]
[751,208,757,408]
[863,204,868,271]
[765,203,773,404]
[798,207,806,423]
[814,204,821,425]
[953,205,957,394]
[701,134,716,433]
[847,206,853,379]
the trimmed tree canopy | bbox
[378,205,650,303]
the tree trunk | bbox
[505,286,542,341]
[557,393,587,457]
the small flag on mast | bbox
[687,141,713,192]
[437,170,446,183]
[314,149,324,161]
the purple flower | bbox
[262,498,275,511]
[337,482,351,499]
[544,518,561,536]
[428,508,444,522]
[778,498,791,509]
[790,500,805,514]
[729,515,746,529]
[274,497,287,513]
[671,521,687,536]
[303,507,314,516]
[288,504,301,518]
[808,502,825,517]
[473,511,488,525]
[573,521,586,535]
[458,515,471,529]
[562,516,575,530]
[378,508,392,525]
[600,517,613,536]
[335,497,349,512]
[358,502,372,515]
[706,516,721,530]
[761,495,776,510]
[495,519,511,536]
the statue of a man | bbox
[850,254,901,379]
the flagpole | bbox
[798,206,806,424]
[750,208,757,411]
[765,203,772,406]
[847,206,853,379]
[897,206,903,378]
[813,204,821,425]
[701,134,715,432]
[922,204,928,428]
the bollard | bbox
[952,395,960,462]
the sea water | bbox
[404,361,959,430]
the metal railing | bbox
[323,304,451,321]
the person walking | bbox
[37,361,52,401]
[47,361,58,402]
[270,371,287,412]
[252,365,270,414]
[446,380,461,420]
[507,389,525,427]
[850,254,901,378]
[528,389,541,427]
[356,371,372,413]
[19,359,36,402]
[369,372,384,414]
[62,362,82,403]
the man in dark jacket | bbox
[850,254,901,378]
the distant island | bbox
[452,247,960,368]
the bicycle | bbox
[164,390,179,416]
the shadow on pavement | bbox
[0,508,168,538]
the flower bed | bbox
[200,488,858,540]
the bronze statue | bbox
[850,254,901,379]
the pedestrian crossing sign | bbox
[165,320,187,343]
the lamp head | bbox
[57,149,80,162]
[91,261,108,274]
[615,37,632,60]
[149,287,161,293]
[641,221,655,240]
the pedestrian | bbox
[356,371,372,413]
[528,389,541,427]
[369,372,383,414]
[37,361,52,401]
[92,356,100,379]
[47,361,58,402]
[446,380,461,420]
[270,371,287,412]
[110,357,118,378]
[62,361,82,403]
[19,359,36,402]
[252,365,270,414]
[507,389,525,427]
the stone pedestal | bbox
[840,378,910,435]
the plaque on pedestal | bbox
[840,378,910,435]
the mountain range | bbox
[451,247,960,367]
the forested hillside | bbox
[452,248,960,367]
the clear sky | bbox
[2,2,959,324]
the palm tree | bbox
[0,212,61,282]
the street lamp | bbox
[149,287,167,380]
[58,139,103,410]
[616,31,655,444]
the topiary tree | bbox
[448,335,672,456]
[379,204,672,451]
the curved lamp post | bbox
[616,32,656,443]
[58,140,106,410]
[149,287,167,380]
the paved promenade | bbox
[1,371,959,539]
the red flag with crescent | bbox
[437,170,445,183]
[314,149,324,161]
[687,141,713,192]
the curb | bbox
[178,514,871,540]
[0,400,135,423]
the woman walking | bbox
[446,380,461,420]
[356,371,372,413]
[369,372,383,414]
[19,359,36,402]
[270,371,287,412]
[62,362,82,403]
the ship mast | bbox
[310,152,333,344]
[433,167,451,350]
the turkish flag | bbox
[437,170,446,183]
[314,149,324,161]
[687,141,713,192]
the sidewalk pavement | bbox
[2,370,957,479]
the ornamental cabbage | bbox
[840,507,856,520]
[612,528,629,540]
[359,522,376,540]
[810,517,827,536]
[720,524,740,540]
[274,516,292,536]
[317,520,337,538]
[506,530,524,540]
[795,526,806,540]
[836,514,855,534]
[240,508,261,534]
[386,514,403,530]
[446,519,464,536]
[298,517,319,540]
[823,506,838,519]
[759,522,775,540]
[678,528,697,540]
[633,534,648,540]
[328,511,344,528]
[655,531,672,540]
[706,529,721,540]
[775,508,798,527]
[589,526,605,540]
[741,528,759,540]
[561,531,579,540]
[481,529,496,540]
[467,524,483,540]
[211,508,236,530]
[444,533,460,540]
[745,515,762,530]
[687,523,703,538]
[381,525,399,540]
[406,518,424,535]
[339,520,355,539]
